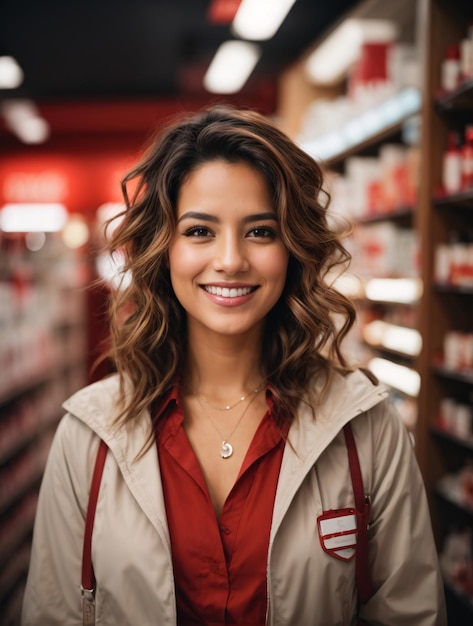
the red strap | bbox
[343,422,374,604]
[81,439,108,592]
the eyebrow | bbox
[177,211,277,224]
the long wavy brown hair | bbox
[105,104,356,429]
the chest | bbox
[181,395,271,515]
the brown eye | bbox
[184,226,213,237]
[247,227,276,239]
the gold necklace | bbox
[198,381,265,411]
[198,389,262,459]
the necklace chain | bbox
[197,385,264,459]
[198,381,265,411]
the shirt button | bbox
[211,560,221,572]
[220,526,231,535]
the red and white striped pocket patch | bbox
[317,508,357,562]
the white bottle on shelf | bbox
[442,132,462,195]
[441,44,461,92]
[460,24,473,81]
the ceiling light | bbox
[0,56,24,89]
[232,0,297,40]
[0,203,68,232]
[204,40,260,93]
[305,19,398,85]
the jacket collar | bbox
[62,370,388,545]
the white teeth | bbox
[205,286,252,297]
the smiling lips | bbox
[203,285,255,298]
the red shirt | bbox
[155,387,287,626]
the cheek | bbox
[168,242,200,278]
[264,247,289,284]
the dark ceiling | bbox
[0,0,360,146]
[0,0,357,102]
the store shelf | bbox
[433,188,473,209]
[434,283,473,296]
[0,465,44,518]
[435,78,473,113]
[432,426,473,453]
[0,359,79,408]
[357,206,415,224]
[362,340,418,363]
[444,582,473,616]
[299,88,421,165]
[0,411,61,466]
[0,543,31,606]
[0,503,36,565]
[433,365,473,386]
[435,475,473,519]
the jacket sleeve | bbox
[357,400,447,626]
[21,413,100,626]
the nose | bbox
[213,231,249,275]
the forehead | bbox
[177,160,274,215]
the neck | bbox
[183,328,264,399]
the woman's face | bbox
[168,160,289,342]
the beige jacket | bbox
[22,370,446,625]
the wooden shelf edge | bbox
[434,478,473,518]
[434,283,473,295]
[431,425,473,452]
[356,206,415,224]
[433,365,473,385]
[435,78,473,111]
[433,188,473,208]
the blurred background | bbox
[1,0,473,623]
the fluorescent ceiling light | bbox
[368,357,420,397]
[0,56,24,89]
[232,0,297,41]
[204,40,260,93]
[0,203,68,232]
[1,99,50,144]
[305,19,398,85]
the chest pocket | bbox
[317,507,357,561]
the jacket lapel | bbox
[270,370,388,541]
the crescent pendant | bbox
[220,441,233,459]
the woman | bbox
[22,105,446,625]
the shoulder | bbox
[61,374,125,432]
[63,373,121,412]
[306,367,390,427]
